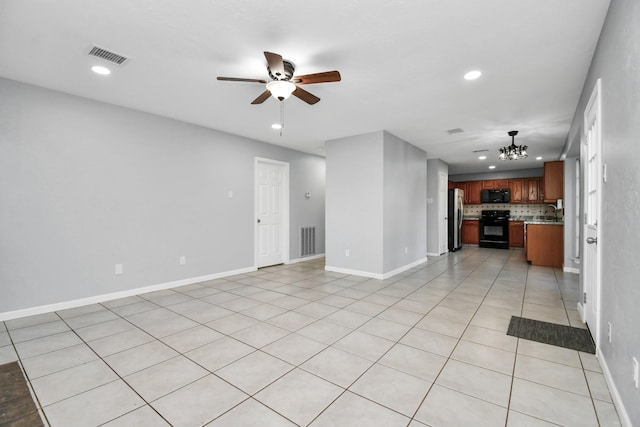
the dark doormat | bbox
[507,316,596,354]
[0,361,44,427]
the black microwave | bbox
[481,188,510,203]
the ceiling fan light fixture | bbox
[499,130,528,160]
[266,80,296,101]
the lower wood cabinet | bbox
[509,221,525,247]
[525,224,563,267]
[462,220,479,245]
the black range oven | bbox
[479,210,510,249]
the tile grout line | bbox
[3,326,51,427]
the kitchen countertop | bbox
[463,215,563,224]
[524,220,564,225]
[511,215,563,224]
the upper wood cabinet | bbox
[453,175,548,204]
[543,161,564,202]
[509,179,524,203]
[482,179,509,189]
[467,181,483,204]
[525,177,542,203]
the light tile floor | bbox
[0,248,623,426]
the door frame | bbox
[579,78,602,347]
[254,157,290,268]
[439,172,448,255]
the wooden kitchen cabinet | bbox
[462,220,479,244]
[509,221,525,247]
[524,177,542,203]
[543,161,564,202]
[466,181,482,204]
[526,224,563,267]
[482,179,509,189]
[509,179,524,203]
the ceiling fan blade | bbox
[264,51,285,79]
[217,76,267,83]
[251,90,272,105]
[292,86,320,105]
[292,71,341,85]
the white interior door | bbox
[255,158,289,268]
[581,79,602,346]
[439,172,448,254]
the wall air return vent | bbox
[300,227,316,257]
[88,45,129,65]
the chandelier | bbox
[499,130,528,160]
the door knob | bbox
[257,219,261,223]
[586,237,597,244]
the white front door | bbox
[255,158,289,268]
[439,172,448,254]
[581,79,602,346]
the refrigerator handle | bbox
[458,198,464,229]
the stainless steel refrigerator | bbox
[448,188,464,251]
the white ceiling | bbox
[0,1,610,174]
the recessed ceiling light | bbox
[271,123,282,130]
[464,70,482,80]
[478,155,487,160]
[536,156,543,160]
[91,65,111,75]
[488,165,496,169]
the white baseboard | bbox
[563,266,580,274]
[325,257,428,280]
[286,253,325,264]
[426,252,445,257]
[0,266,257,322]
[597,348,632,427]
[576,302,585,322]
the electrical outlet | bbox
[405,247,408,254]
[115,264,123,275]
[180,256,186,265]
[633,357,639,388]
[345,249,350,257]
[607,322,612,343]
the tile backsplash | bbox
[464,203,564,220]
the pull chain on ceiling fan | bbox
[217,51,341,105]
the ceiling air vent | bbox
[446,128,464,135]
[88,45,129,65]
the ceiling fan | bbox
[217,51,341,105]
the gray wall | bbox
[426,159,448,255]
[0,77,326,314]
[567,0,640,422]
[325,131,384,274]
[325,131,426,276]
[562,156,579,272]
[382,132,427,272]
[449,167,543,182]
